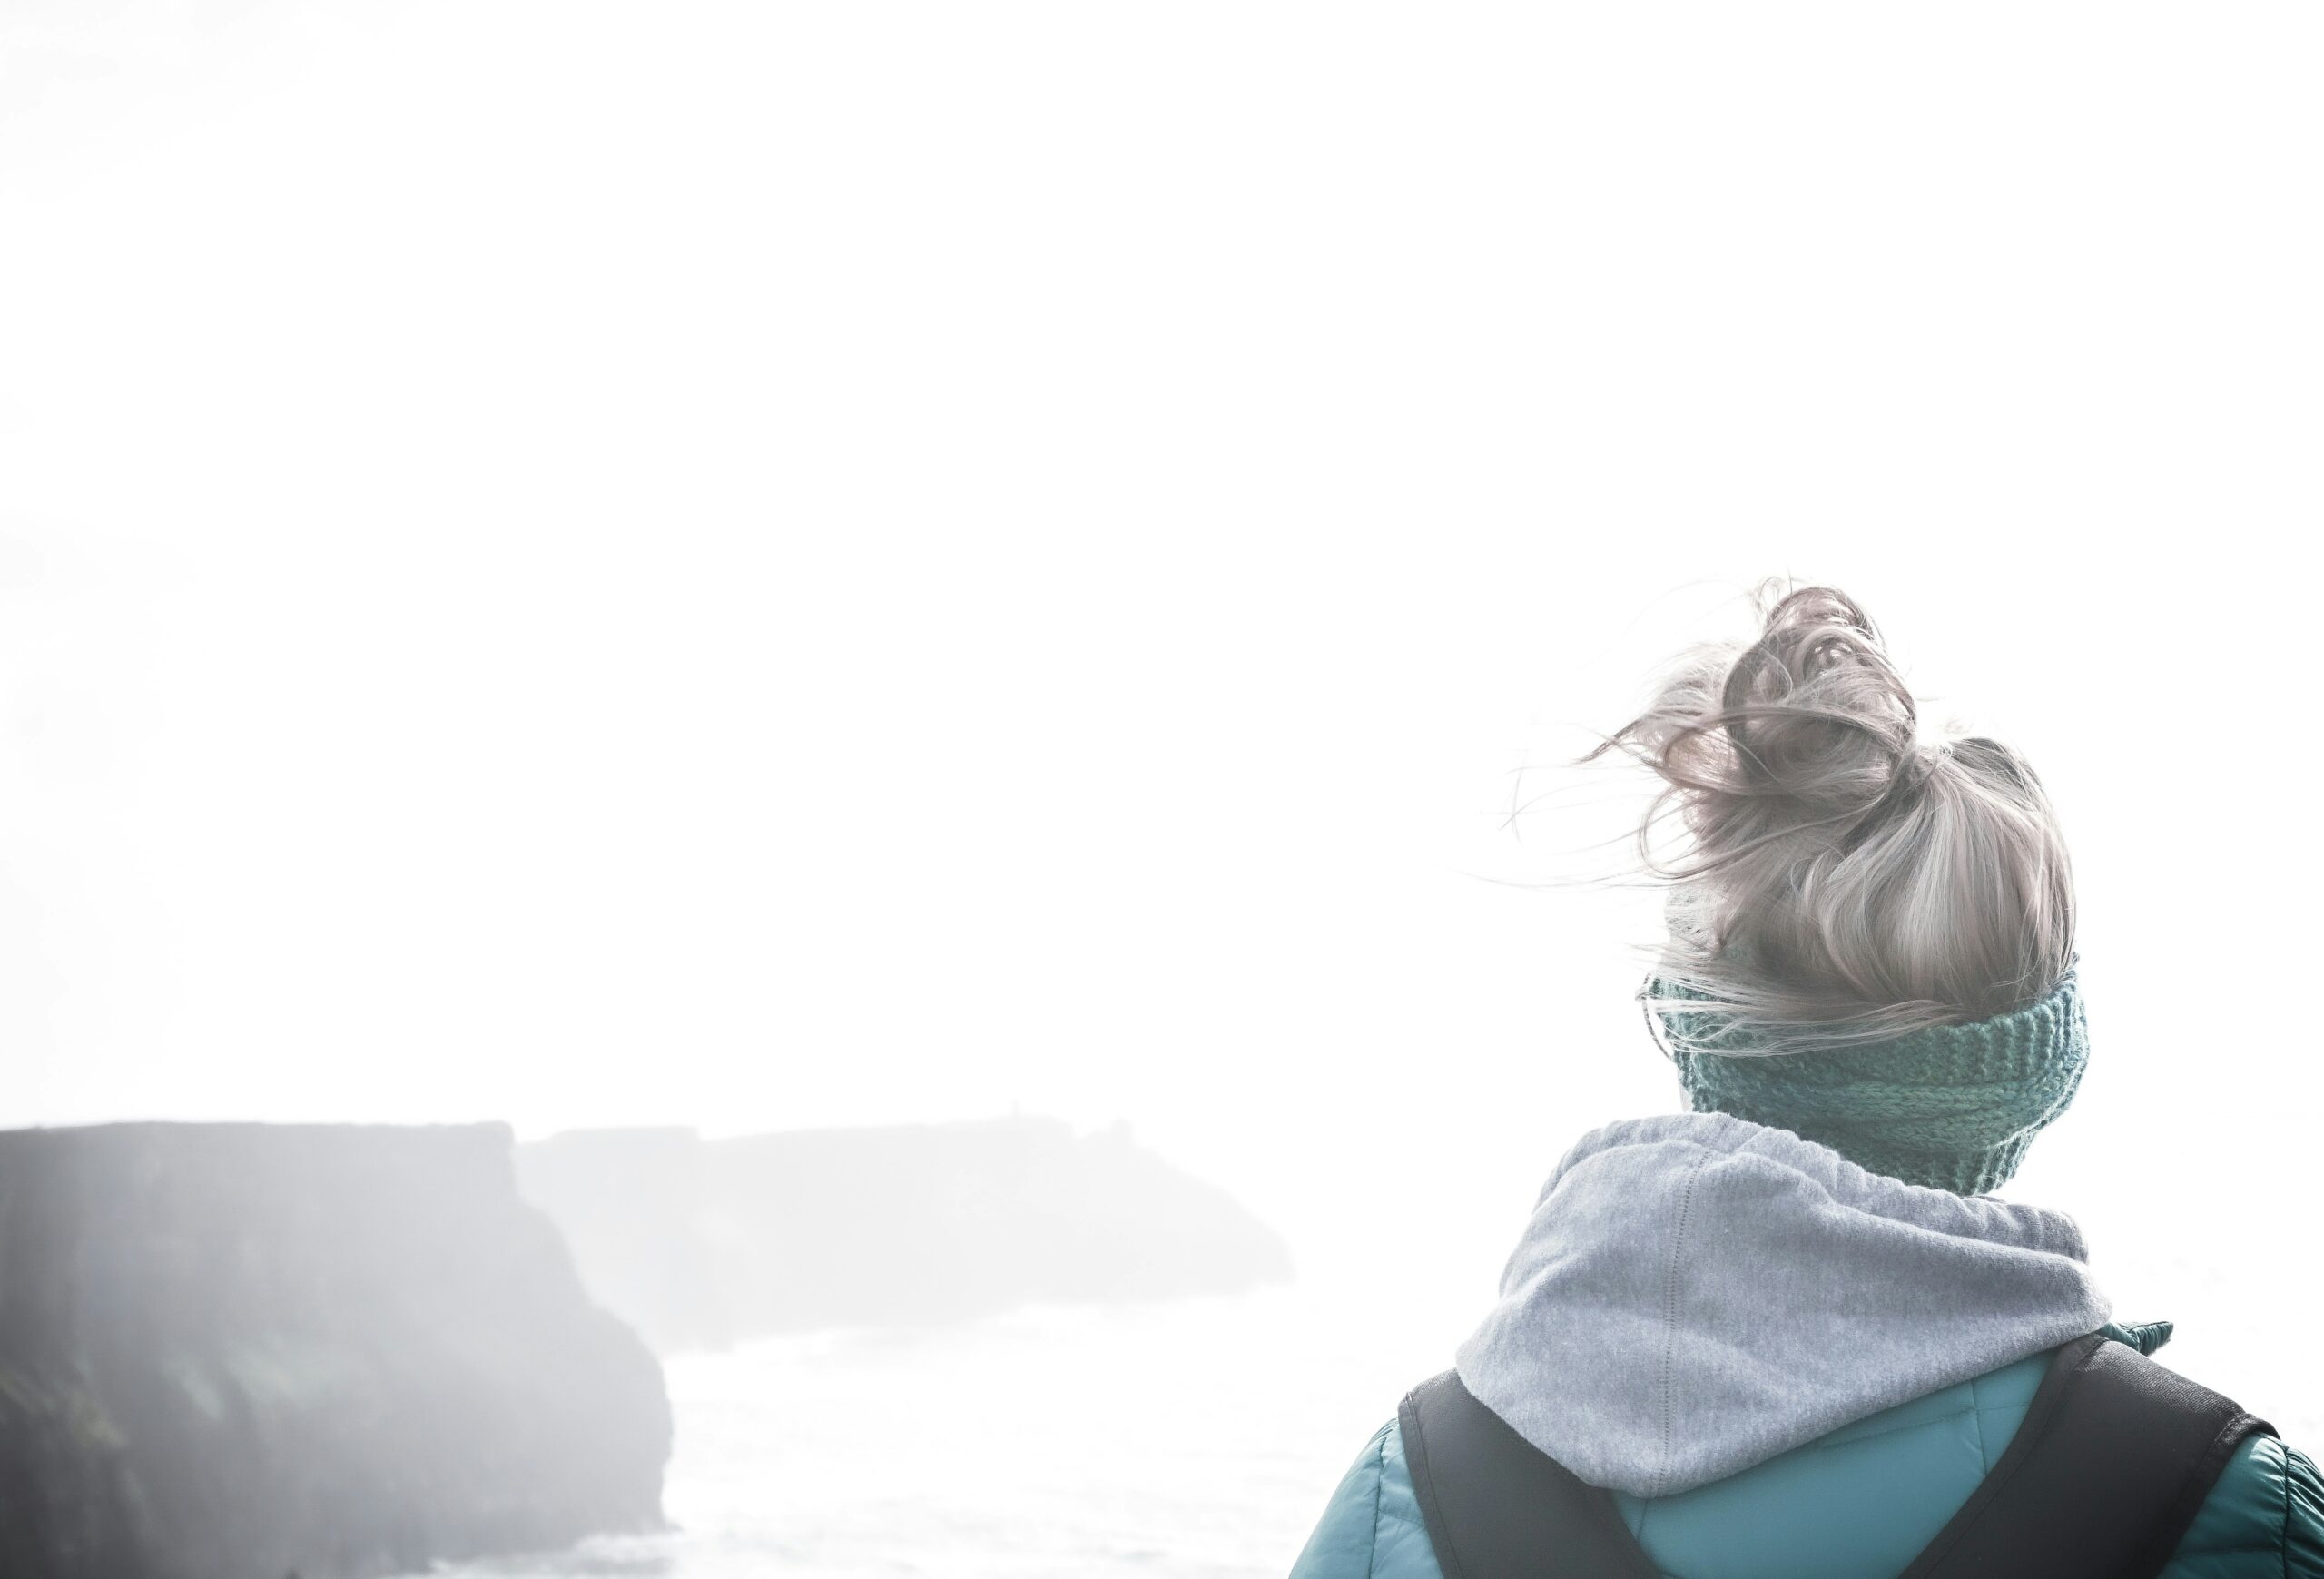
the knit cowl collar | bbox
[1640,966,2089,1196]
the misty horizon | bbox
[6,4,2321,1576]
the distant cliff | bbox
[0,1122,671,1579]
[517,1117,1293,1350]
[509,1126,732,1354]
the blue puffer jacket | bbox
[1289,1328,2324,1579]
[1288,1116,2324,1578]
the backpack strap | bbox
[1397,1369,1659,1579]
[1901,1331,2272,1579]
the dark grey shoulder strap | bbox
[1899,1332,2272,1579]
[1396,1370,1659,1579]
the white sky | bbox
[3,2,2320,1370]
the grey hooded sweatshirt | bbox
[1453,1111,2112,1499]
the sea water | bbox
[428,1280,1458,1579]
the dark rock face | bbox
[517,1117,1294,1352]
[0,1122,671,1579]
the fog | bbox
[4,6,2321,1570]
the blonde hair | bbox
[1589,580,2076,1053]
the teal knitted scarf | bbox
[1640,967,2089,1195]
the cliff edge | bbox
[0,1121,671,1579]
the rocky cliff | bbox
[0,1122,671,1579]
[517,1116,1293,1351]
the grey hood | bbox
[1453,1111,2110,1499]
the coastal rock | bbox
[517,1116,1293,1350]
[0,1122,670,1579]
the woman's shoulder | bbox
[2102,1322,2324,1575]
[2171,1429,2324,1576]
[1285,1416,1443,1579]
[1614,1339,2324,1579]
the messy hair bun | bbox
[1591,581,2075,1051]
